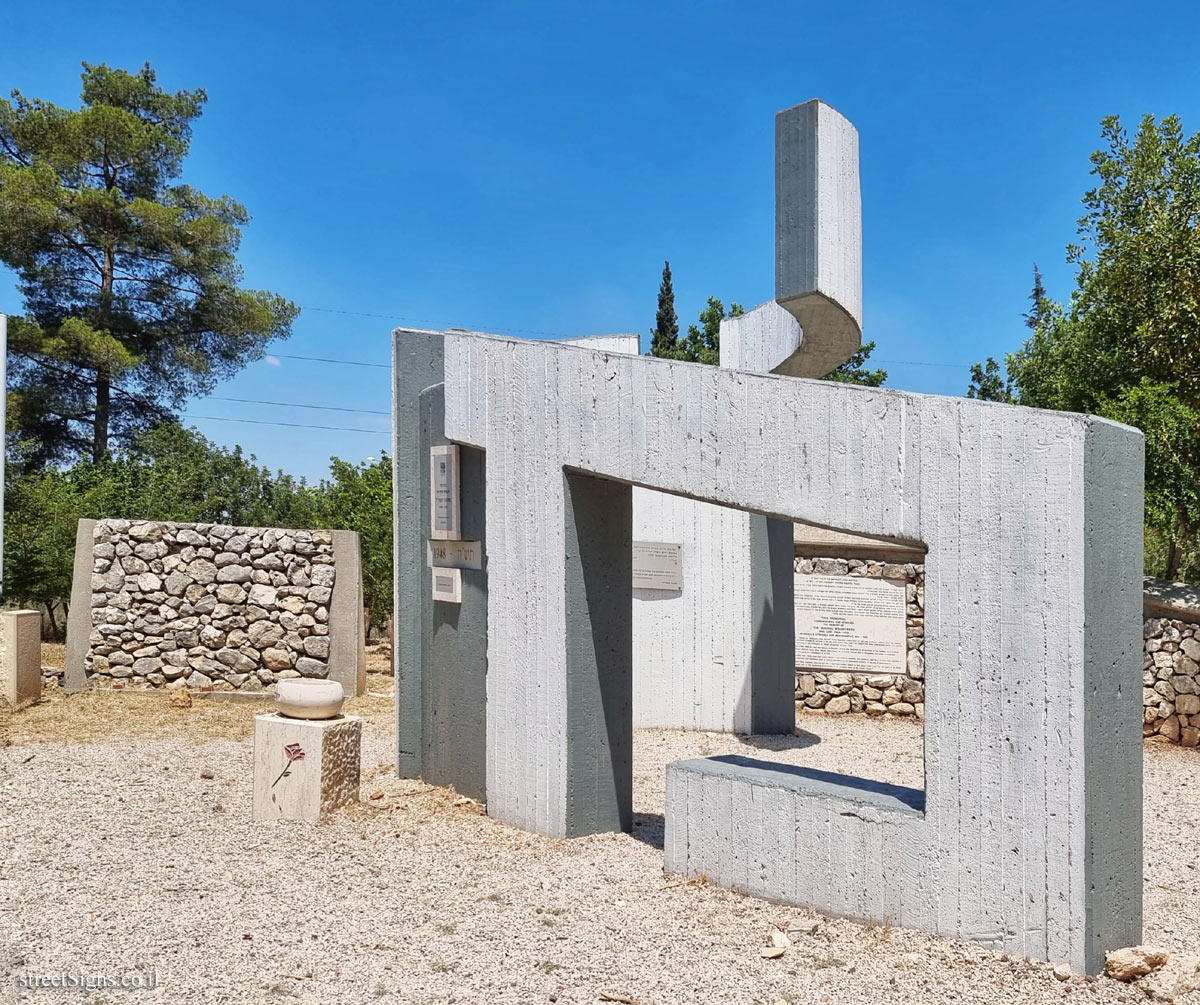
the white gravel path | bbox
[1,696,1193,1004]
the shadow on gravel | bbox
[631,812,665,850]
[736,729,821,753]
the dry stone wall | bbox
[1143,616,1200,746]
[86,519,336,691]
[793,556,925,718]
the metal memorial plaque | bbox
[432,566,463,604]
[427,539,483,571]
[430,444,460,540]
[793,573,906,672]
[632,540,683,591]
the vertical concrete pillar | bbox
[63,518,97,693]
[774,99,862,378]
[564,471,633,835]
[393,328,488,800]
[394,329,445,779]
[329,530,367,697]
[418,382,488,801]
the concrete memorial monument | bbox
[393,99,1145,972]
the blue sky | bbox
[4,0,1200,482]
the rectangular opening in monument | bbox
[792,524,927,793]
[624,488,928,842]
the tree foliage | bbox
[649,260,679,357]
[823,340,888,387]
[0,62,297,467]
[969,114,1200,579]
[3,424,395,634]
[676,296,744,364]
[648,267,886,383]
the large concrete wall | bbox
[440,327,1143,973]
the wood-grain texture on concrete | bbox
[442,329,1143,973]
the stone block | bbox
[1,610,43,708]
[252,713,361,823]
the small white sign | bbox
[430,445,461,541]
[427,539,483,571]
[432,566,463,604]
[632,540,683,591]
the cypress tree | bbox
[650,260,679,357]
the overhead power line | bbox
[298,304,609,340]
[270,352,390,369]
[203,395,389,416]
[878,354,969,366]
[265,348,975,372]
[182,414,385,434]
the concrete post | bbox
[63,519,97,693]
[329,530,367,697]
[564,470,632,835]
[1,609,43,708]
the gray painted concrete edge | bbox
[392,327,446,780]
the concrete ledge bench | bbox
[664,755,925,921]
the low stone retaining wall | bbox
[794,557,925,719]
[1143,615,1200,746]
[65,519,365,696]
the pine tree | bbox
[0,62,298,467]
[650,260,679,358]
[1022,264,1052,331]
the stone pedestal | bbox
[252,713,362,823]
[1,609,43,708]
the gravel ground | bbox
[1,689,1195,1005]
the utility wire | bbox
[202,395,389,416]
[270,352,391,369]
[873,354,974,366]
[182,414,384,434]
[298,304,613,340]
[266,348,976,371]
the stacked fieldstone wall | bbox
[794,556,924,718]
[1143,616,1200,747]
[85,519,337,691]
